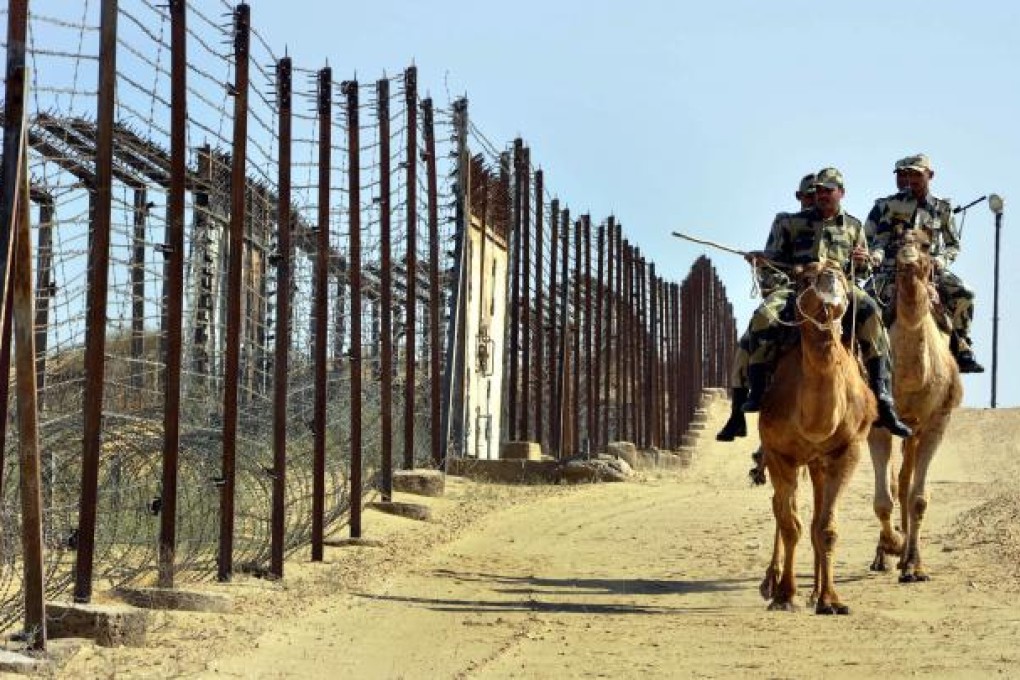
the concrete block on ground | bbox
[447,458,560,484]
[686,422,706,433]
[114,587,233,614]
[637,450,658,469]
[681,433,699,448]
[674,447,694,466]
[46,602,147,648]
[500,441,543,461]
[392,469,446,497]
[605,441,639,469]
[0,649,49,674]
[366,501,432,522]
[690,409,709,425]
[558,458,631,484]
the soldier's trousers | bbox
[742,285,889,370]
[730,330,751,388]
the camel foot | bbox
[870,550,888,572]
[899,571,930,583]
[768,599,799,613]
[748,465,767,486]
[816,602,850,616]
[759,567,781,601]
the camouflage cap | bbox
[901,153,932,174]
[893,156,912,173]
[813,167,844,190]
[797,173,817,195]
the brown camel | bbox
[758,262,877,614]
[868,232,962,582]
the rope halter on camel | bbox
[794,263,849,333]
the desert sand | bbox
[58,397,1020,679]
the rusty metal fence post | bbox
[422,98,441,468]
[216,2,250,583]
[519,147,531,441]
[507,138,522,442]
[342,79,363,538]
[311,66,331,560]
[269,55,292,579]
[402,66,418,470]
[533,170,544,447]
[157,0,188,589]
[74,0,119,602]
[378,77,394,500]
[546,198,559,454]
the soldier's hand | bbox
[744,250,766,266]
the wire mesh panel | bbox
[0,0,736,636]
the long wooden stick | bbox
[670,231,749,257]
[14,106,46,650]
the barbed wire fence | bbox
[0,0,736,645]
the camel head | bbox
[895,230,935,312]
[793,261,848,335]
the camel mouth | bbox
[898,243,921,265]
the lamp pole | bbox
[988,194,1004,408]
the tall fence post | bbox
[507,138,522,442]
[311,66,331,560]
[603,218,614,445]
[342,79,363,538]
[519,147,531,441]
[422,98,441,468]
[583,215,593,453]
[533,170,544,447]
[440,98,469,464]
[270,55,292,579]
[217,2,249,583]
[402,66,418,470]
[377,77,394,500]
[556,208,570,458]
[14,96,46,650]
[74,0,118,602]
[547,198,560,455]
[571,217,581,455]
[158,0,187,589]
[595,222,605,451]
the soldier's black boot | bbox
[742,365,770,413]
[866,357,912,438]
[951,333,985,374]
[716,388,748,441]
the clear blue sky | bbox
[219,2,1016,407]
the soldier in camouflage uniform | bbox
[865,154,983,373]
[717,173,817,442]
[740,167,911,437]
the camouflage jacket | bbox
[865,190,959,276]
[763,207,868,281]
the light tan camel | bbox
[868,232,962,582]
[758,262,877,614]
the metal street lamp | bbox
[988,194,1004,408]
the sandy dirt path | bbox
[61,399,1020,679]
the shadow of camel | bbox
[352,570,758,615]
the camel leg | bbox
[764,453,800,611]
[868,427,903,571]
[895,437,918,570]
[814,443,861,615]
[900,418,951,583]
[807,461,825,606]
[759,448,786,601]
